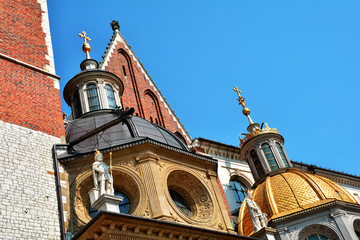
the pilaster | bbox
[136,152,172,220]
[330,209,358,240]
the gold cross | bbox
[78,31,91,43]
[233,86,246,107]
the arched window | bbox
[262,143,279,171]
[305,234,329,240]
[88,190,130,218]
[276,142,289,167]
[250,149,265,176]
[169,189,191,217]
[73,91,82,117]
[105,84,116,109]
[86,84,100,111]
[229,180,247,204]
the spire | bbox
[233,87,290,181]
[233,86,254,125]
[233,87,279,147]
[78,31,92,59]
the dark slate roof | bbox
[65,112,189,153]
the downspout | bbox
[53,144,66,240]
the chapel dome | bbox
[238,168,357,236]
[65,110,189,153]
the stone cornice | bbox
[72,211,258,240]
[0,52,60,80]
[57,138,216,164]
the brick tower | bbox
[0,0,64,239]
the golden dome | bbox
[238,168,358,236]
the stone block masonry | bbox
[0,120,61,239]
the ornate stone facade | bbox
[58,142,236,237]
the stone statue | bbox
[92,150,114,195]
[246,190,268,232]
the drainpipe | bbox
[53,144,66,240]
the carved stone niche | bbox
[72,167,147,230]
[166,169,216,226]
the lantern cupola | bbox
[63,31,124,119]
[233,87,291,181]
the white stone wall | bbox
[0,120,61,239]
[217,157,254,213]
[341,184,360,204]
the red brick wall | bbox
[104,41,189,144]
[0,0,64,138]
[0,0,48,68]
[0,60,64,137]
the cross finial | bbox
[233,86,254,125]
[78,31,92,59]
[233,86,246,108]
[78,31,91,43]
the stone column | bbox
[137,152,172,220]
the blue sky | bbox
[48,1,360,176]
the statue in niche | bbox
[92,150,114,195]
[246,190,268,232]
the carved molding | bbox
[162,165,217,226]
[296,223,342,240]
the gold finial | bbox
[78,31,92,59]
[233,87,254,125]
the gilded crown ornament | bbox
[233,87,279,147]
[239,123,279,146]
[78,31,92,59]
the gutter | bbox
[53,144,66,240]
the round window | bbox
[169,189,191,217]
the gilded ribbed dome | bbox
[238,168,358,236]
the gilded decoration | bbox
[71,165,147,231]
[162,166,218,227]
[239,123,280,147]
[238,168,358,236]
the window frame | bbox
[86,83,101,111]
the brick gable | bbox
[101,33,191,144]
